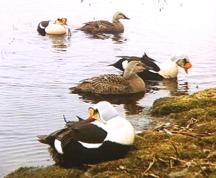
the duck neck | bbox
[112,18,124,32]
[125,74,145,93]
[112,17,120,23]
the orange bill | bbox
[184,62,192,73]
[87,107,94,121]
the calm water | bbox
[0,0,216,177]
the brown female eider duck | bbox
[37,101,135,166]
[37,18,70,36]
[109,53,192,81]
[71,61,146,95]
[78,11,129,34]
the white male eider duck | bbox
[37,18,70,36]
[71,61,146,95]
[37,101,135,166]
[78,11,129,34]
[109,53,192,81]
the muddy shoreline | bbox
[5,88,216,178]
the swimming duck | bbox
[37,101,135,166]
[78,11,129,34]
[71,61,146,95]
[37,18,70,36]
[109,53,192,81]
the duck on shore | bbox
[78,11,129,34]
[37,101,135,166]
[37,18,70,36]
[71,61,146,95]
[109,53,192,81]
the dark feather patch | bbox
[110,53,164,81]
[37,20,49,36]
[141,53,160,72]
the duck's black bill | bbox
[108,63,114,66]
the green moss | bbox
[5,166,84,178]
[208,107,216,117]
[151,95,191,116]
[209,172,216,178]
[194,119,216,134]
[179,148,205,159]
[200,134,216,145]
[151,88,216,116]
[171,134,196,143]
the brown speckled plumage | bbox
[78,12,129,34]
[71,61,146,95]
[75,74,131,94]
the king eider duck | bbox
[71,61,146,95]
[78,11,129,34]
[37,101,135,166]
[37,18,70,36]
[109,53,192,81]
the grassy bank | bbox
[6,88,216,178]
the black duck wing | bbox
[37,118,88,144]
[38,119,107,144]
[56,123,108,150]
[109,56,141,71]
[141,53,160,72]
[39,21,49,28]
[114,53,160,72]
[138,70,164,81]
[37,128,67,145]
[71,74,131,95]
[37,20,49,36]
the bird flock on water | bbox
[37,11,192,166]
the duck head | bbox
[123,61,146,79]
[54,18,67,25]
[87,101,119,124]
[112,12,129,23]
[171,55,192,74]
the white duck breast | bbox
[158,60,178,79]
[45,23,67,35]
[105,116,135,145]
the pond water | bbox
[0,0,216,177]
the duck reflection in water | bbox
[85,32,126,44]
[146,79,189,96]
[48,35,71,51]
[70,92,145,115]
